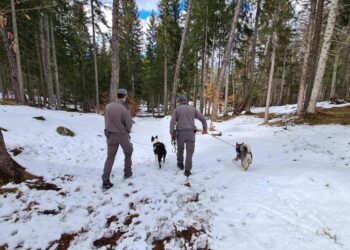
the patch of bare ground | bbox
[26,179,61,191]
[24,201,39,212]
[0,188,18,196]
[46,228,87,250]
[123,213,139,226]
[152,225,210,250]
[268,106,350,126]
[251,112,284,120]
[0,99,17,105]
[93,230,126,249]
[106,215,118,227]
[0,244,8,250]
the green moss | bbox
[56,126,75,137]
[10,147,23,156]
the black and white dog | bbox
[151,136,167,168]
[235,142,253,171]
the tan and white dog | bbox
[235,142,253,171]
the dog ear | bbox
[156,135,158,139]
[151,136,154,140]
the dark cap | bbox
[117,89,128,95]
[177,96,187,102]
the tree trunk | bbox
[0,27,20,102]
[342,18,350,99]
[307,0,339,114]
[223,73,229,115]
[0,66,4,100]
[91,0,99,110]
[330,49,339,99]
[11,0,25,104]
[163,29,168,115]
[170,0,193,112]
[245,0,261,112]
[110,0,120,102]
[0,131,38,185]
[39,13,54,106]
[304,0,324,110]
[36,32,45,106]
[264,32,277,124]
[200,4,208,114]
[25,59,33,104]
[278,48,287,105]
[211,0,242,121]
[49,18,61,110]
[296,0,317,114]
[193,61,198,108]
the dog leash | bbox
[131,140,152,147]
[207,133,235,148]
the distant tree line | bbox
[0,0,349,119]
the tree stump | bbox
[0,131,38,185]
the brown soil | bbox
[46,228,87,250]
[152,226,210,250]
[106,215,118,227]
[24,201,39,212]
[0,99,17,105]
[123,214,139,226]
[152,236,172,250]
[93,230,126,249]
[26,179,61,191]
[0,188,18,195]
[268,106,350,126]
[0,244,8,250]
[251,112,284,120]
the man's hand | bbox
[202,130,208,135]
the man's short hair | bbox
[177,96,187,102]
[117,93,126,99]
[117,88,127,99]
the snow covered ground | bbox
[0,104,350,249]
[250,101,350,114]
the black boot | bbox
[184,170,191,177]
[177,163,184,170]
[124,172,133,179]
[102,180,113,189]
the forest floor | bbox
[0,102,350,250]
[252,104,350,126]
